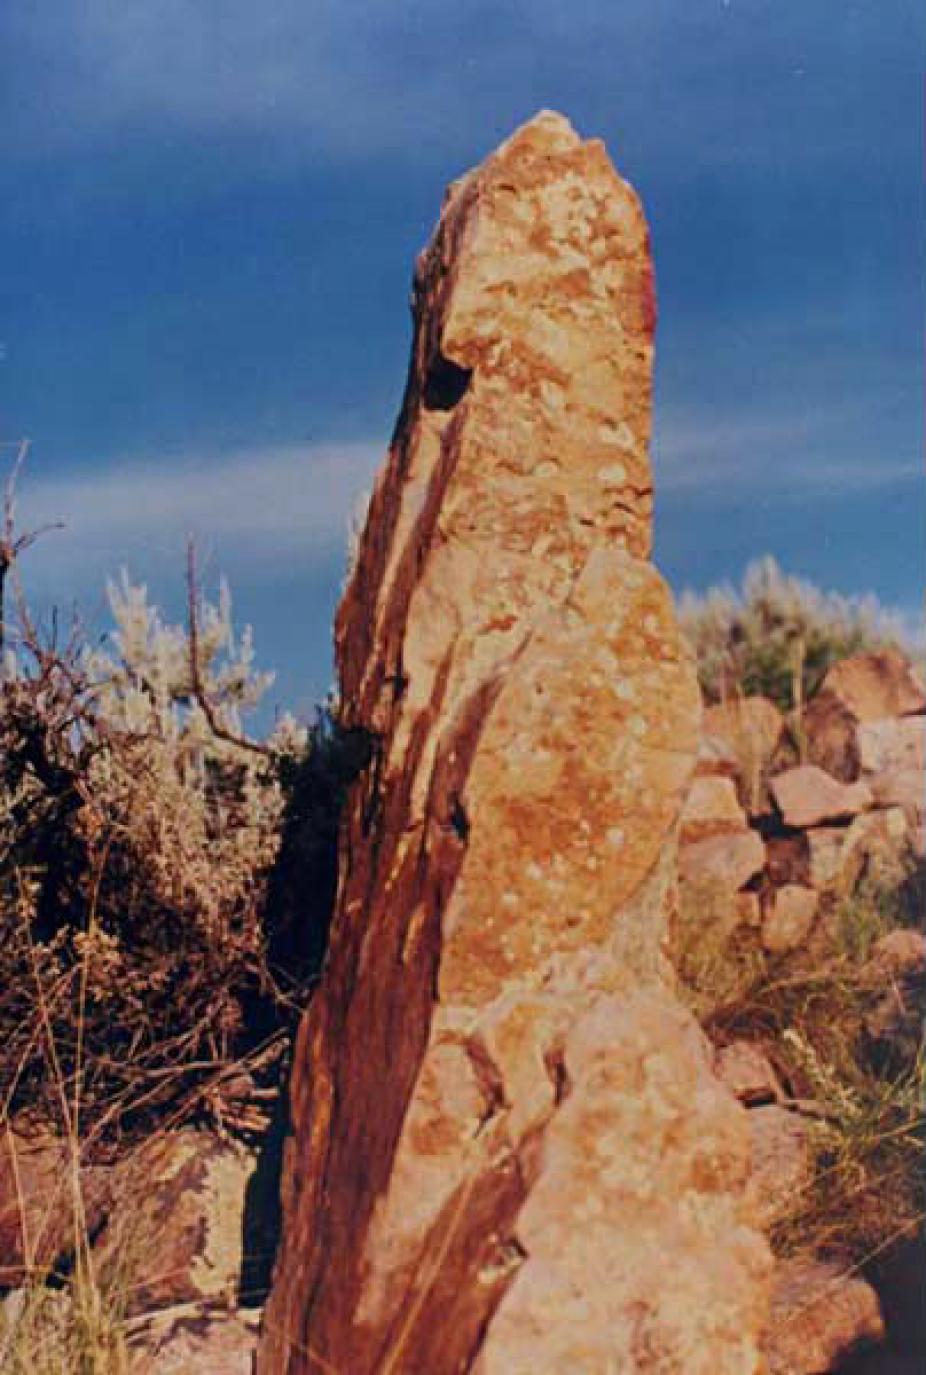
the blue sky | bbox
[1,2,923,720]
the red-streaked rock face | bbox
[259,112,771,1374]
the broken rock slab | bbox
[762,884,820,954]
[820,650,926,723]
[680,774,748,843]
[771,765,873,829]
[679,829,766,894]
[857,716,926,775]
[803,651,926,782]
[714,1041,783,1106]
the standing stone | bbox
[259,112,770,1374]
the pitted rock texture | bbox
[259,112,771,1374]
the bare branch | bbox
[185,540,270,758]
[0,440,65,661]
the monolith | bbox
[260,111,771,1374]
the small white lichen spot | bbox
[599,462,627,487]
[606,827,625,848]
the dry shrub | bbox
[0,570,308,1141]
[679,556,913,710]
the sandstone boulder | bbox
[806,809,909,895]
[771,765,872,828]
[840,808,911,891]
[680,775,748,843]
[801,691,861,782]
[0,1126,111,1288]
[806,826,850,890]
[679,830,766,894]
[714,1041,783,1106]
[97,1130,255,1316]
[803,651,926,782]
[856,716,925,775]
[867,929,926,978]
[131,1308,260,1374]
[862,929,926,1050]
[762,884,819,954]
[763,1258,884,1374]
[820,650,926,722]
[743,1106,810,1231]
[869,769,924,825]
[259,112,771,1374]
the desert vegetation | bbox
[0,451,349,1370]
[0,445,921,1370]
[671,865,925,1266]
[679,556,916,710]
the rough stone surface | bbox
[679,829,766,894]
[763,1258,884,1374]
[680,775,748,843]
[715,1042,783,1105]
[762,884,820,954]
[97,1130,255,1316]
[743,1106,810,1231]
[771,765,872,828]
[806,810,909,895]
[806,826,849,890]
[820,650,926,723]
[259,113,771,1374]
[131,1308,260,1374]
[869,769,924,825]
[862,929,926,1050]
[840,808,910,890]
[703,697,784,765]
[0,1126,111,1287]
[857,716,926,778]
[867,929,926,978]
[803,652,926,782]
[802,691,861,782]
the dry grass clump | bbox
[0,1268,130,1375]
[679,556,913,709]
[671,864,925,1266]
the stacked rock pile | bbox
[678,647,924,1374]
[680,648,924,955]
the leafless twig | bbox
[0,439,64,658]
[185,539,270,757]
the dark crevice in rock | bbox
[543,1043,572,1107]
[422,351,473,411]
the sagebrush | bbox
[679,556,914,709]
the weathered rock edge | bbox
[259,112,771,1374]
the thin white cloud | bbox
[17,441,382,590]
[655,407,922,496]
